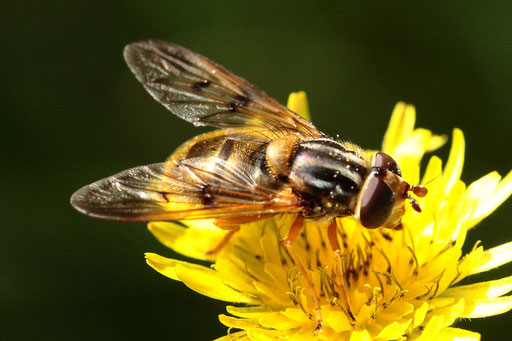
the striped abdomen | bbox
[168,129,281,197]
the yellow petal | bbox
[424,133,448,153]
[382,102,416,154]
[442,275,512,299]
[219,314,260,329]
[395,128,445,164]
[349,329,372,341]
[415,247,461,294]
[442,129,465,196]
[147,222,185,248]
[429,299,465,327]
[465,171,502,228]
[415,315,444,341]
[280,307,310,323]
[435,327,480,341]
[146,253,257,304]
[264,263,289,294]
[247,328,292,341]
[379,301,414,320]
[252,280,290,307]
[148,221,222,261]
[429,297,457,309]
[215,258,259,294]
[465,172,501,204]
[422,155,443,187]
[145,252,202,281]
[461,295,512,318]
[413,302,430,328]
[286,91,311,120]
[258,312,302,330]
[322,309,353,333]
[227,305,268,318]
[471,170,512,227]
[472,241,512,274]
[376,321,411,340]
[214,331,249,341]
[259,223,283,262]
[174,263,258,304]
[452,246,483,285]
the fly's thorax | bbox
[284,138,370,218]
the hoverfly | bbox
[71,40,427,332]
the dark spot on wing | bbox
[227,95,251,112]
[200,185,214,206]
[234,95,250,106]
[158,192,169,202]
[227,102,237,112]
[152,77,174,86]
[193,80,210,91]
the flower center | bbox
[278,218,442,329]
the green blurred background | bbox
[3,1,511,340]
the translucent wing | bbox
[70,159,302,222]
[124,40,324,138]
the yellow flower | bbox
[145,93,512,340]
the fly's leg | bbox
[204,215,273,256]
[204,225,240,256]
[327,219,355,323]
[284,215,323,334]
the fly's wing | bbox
[70,159,302,222]
[124,40,325,138]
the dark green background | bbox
[3,1,511,340]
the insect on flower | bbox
[70,40,428,332]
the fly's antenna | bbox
[404,184,428,213]
[404,173,442,213]
[422,173,442,187]
[404,187,426,213]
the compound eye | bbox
[374,152,401,176]
[359,173,395,228]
